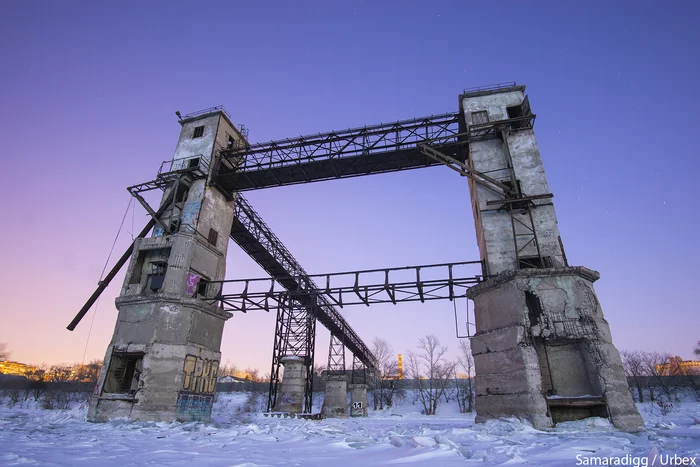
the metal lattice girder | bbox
[351,354,366,386]
[267,296,316,413]
[230,195,378,371]
[209,260,485,312]
[213,113,464,192]
[326,335,346,380]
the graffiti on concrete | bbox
[182,354,218,394]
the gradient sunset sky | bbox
[1,1,698,372]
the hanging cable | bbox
[454,295,469,338]
[80,197,134,368]
[454,294,478,339]
[130,195,135,241]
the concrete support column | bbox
[467,267,644,431]
[322,378,348,418]
[274,356,306,413]
[349,384,367,417]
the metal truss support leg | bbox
[326,335,346,380]
[303,311,316,413]
[266,296,317,413]
[351,354,366,385]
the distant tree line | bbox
[369,335,475,416]
[621,349,700,404]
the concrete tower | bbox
[88,109,245,423]
[462,85,643,431]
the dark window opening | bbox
[103,352,144,395]
[507,96,531,130]
[196,280,208,298]
[519,256,545,269]
[471,111,489,125]
[525,291,543,327]
[501,179,515,196]
[169,218,181,234]
[207,228,218,247]
[227,135,235,149]
[148,260,168,292]
[175,185,189,203]
[506,105,523,119]
[192,126,204,138]
[518,255,553,269]
[187,157,200,168]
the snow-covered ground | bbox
[0,392,698,466]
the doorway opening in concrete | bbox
[548,398,608,424]
[103,351,143,396]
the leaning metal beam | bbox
[417,143,513,196]
[230,195,378,370]
[207,260,485,313]
[66,187,177,331]
[212,113,464,192]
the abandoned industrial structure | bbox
[68,83,644,431]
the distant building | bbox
[657,356,700,376]
[218,375,248,383]
[386,354,404,380]
[0,361,39,377]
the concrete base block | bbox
[322,379,348,418]
[274,356,306,413]
[475,393,553,429]
[468,267,644,431]
[349,384,368,417]
[605,388,646,432]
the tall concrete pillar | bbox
[322,378,348,418]
[88,109,247,423]
[462,85,643,431]
[273,356,306,413]
[349,384,367,417]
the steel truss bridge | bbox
[205,261,485,313]
[70,83,538,413]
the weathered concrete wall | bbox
[460,86,641,430]
[322,378,348,418]
[467,267,644,431]
[274,356,306,413]
[462,87,565,276]
[89,111,237,424]
[171,113,219,168]
[349,384,368,417]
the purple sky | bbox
[1,1,698,372]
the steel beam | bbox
[208,261,485,313]
[231,195,378,371]
[213,113,464,192]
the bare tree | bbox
[406,335,455,415]
[73,360,102,383]
[25,367,47,402]
[695,341,700,358]
[48,365,74,383]
[0,342,10,361]
[370,338,399,410]
[243,367,261,382]
[218,361,239,378]
[621,350,647,403]
[455,340,475,413]
[642,352,674,401]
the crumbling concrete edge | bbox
[467,266,600,299]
